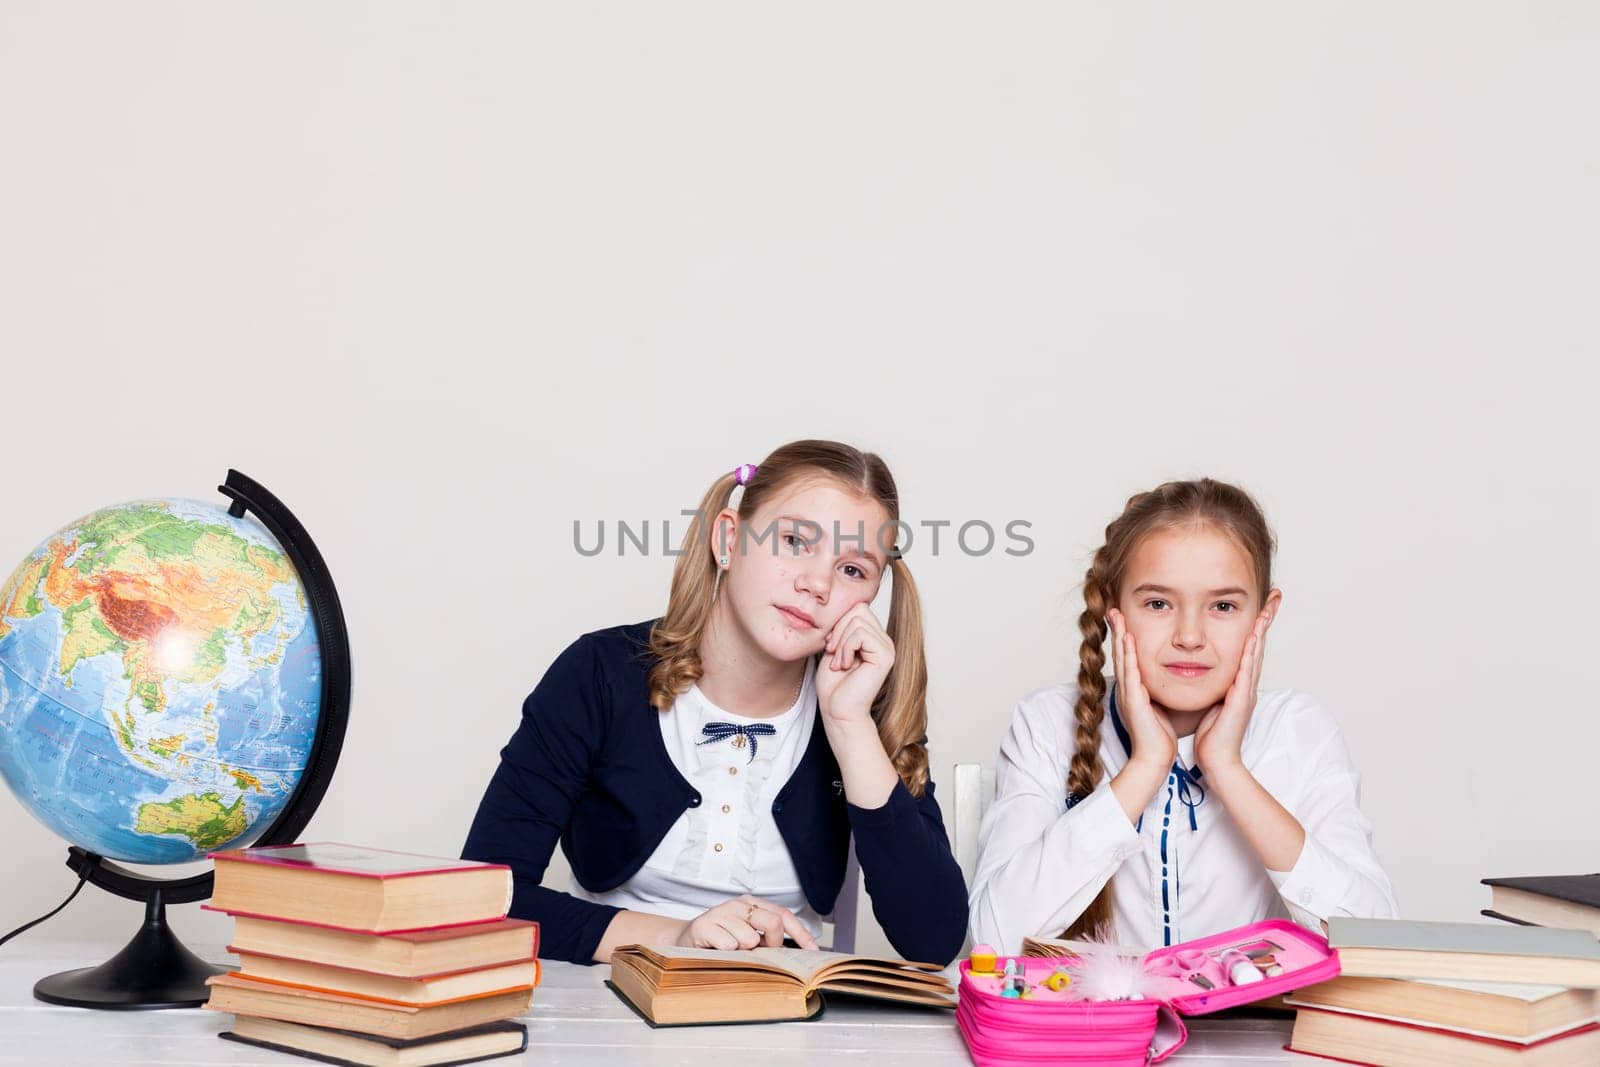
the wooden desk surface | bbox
[0,941,1303,1064]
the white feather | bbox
[1063,943,1156,1002]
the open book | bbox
[607,944,955,1026]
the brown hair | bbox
[1063,477,1275,938]
[645,440,932,796]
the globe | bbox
[0,497,323,864]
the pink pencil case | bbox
[957,919,1341,1065]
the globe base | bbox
[32,890,226,1010]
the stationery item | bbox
[218,1017,529,1067]
[968,944,999,976]
[203,973,533,1041]
[957,919,1340,1065]
[207,843,513,933]
[1481,874,1600,937]
[231,951,539,1007]
[223,915,538,979]
[1149,948,1218,991]
[1288,1006,1600,1065]
[999,958,1023,998]
[1219,949,1265,985]
[1328,918,1600,988]
[605,944,954,1026]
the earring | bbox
[719,555,728,566]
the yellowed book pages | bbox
[1289,974,1600,1040]
[608,944,954,1026]
[229,915,536,977]
[1290,1006,1600,1067]
[233,952,538,1005]
[202,973,530,1041]
[227,1016,527,1067]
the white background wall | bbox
[1,3,1596,961]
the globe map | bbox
[0,499,322,863]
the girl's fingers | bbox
[714,916,763,951]
[738,896,820,950]
[696,921,739,951]
[1123,631,1143,693]
[1228,638,1251,706]
[826,605,882,657]
[833,615,890,671]
[831,621,863,670]
[766,907,818,950]
[785,915,820,951]
[1107,612,1124,684]
[824,606,862,652]
[746,908,785,947]
[824,615,845,652]
[832,629,855,671]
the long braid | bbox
[1063,542,1115,939]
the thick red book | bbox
[216,913,539,977]
[1289,1006,1600,1065]
[206,843,513,933]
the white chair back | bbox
[824,838,861,952]
[951,762,995,887]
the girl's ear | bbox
[1261,588,1284,628]
[709,508,739,566]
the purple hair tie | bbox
[733,463,758,486]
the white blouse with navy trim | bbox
[968,682,1400,953]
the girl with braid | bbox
[465,440,967,965]
[969,479,1397,951]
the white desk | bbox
[1,942,1302,1064]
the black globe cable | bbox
[0,869,91,950]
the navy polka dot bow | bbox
[698,722,776,764]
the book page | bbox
[817,979,956,1008]
[1022,935,1149,958]
[632,945,939,985]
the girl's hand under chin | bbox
[815,602,894,725]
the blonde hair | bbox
[646,440,931,796]
[1063,477,1275,938]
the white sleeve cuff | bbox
[1071,779,1143,864]
[1267,835,1356,925]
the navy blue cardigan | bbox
[461,619,968,966]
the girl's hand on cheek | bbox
[1195,612,1270,772]
[815,603,894,725]
[1109,609,1177,771]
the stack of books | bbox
[201,843,539,1067]
[1285,917,1600,1064]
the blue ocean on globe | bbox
[0,498,322,863]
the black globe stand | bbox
[33,890,226,1009]
[26,471,352,1010]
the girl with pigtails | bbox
[969,479,1398,952]
[464,440,968,965]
